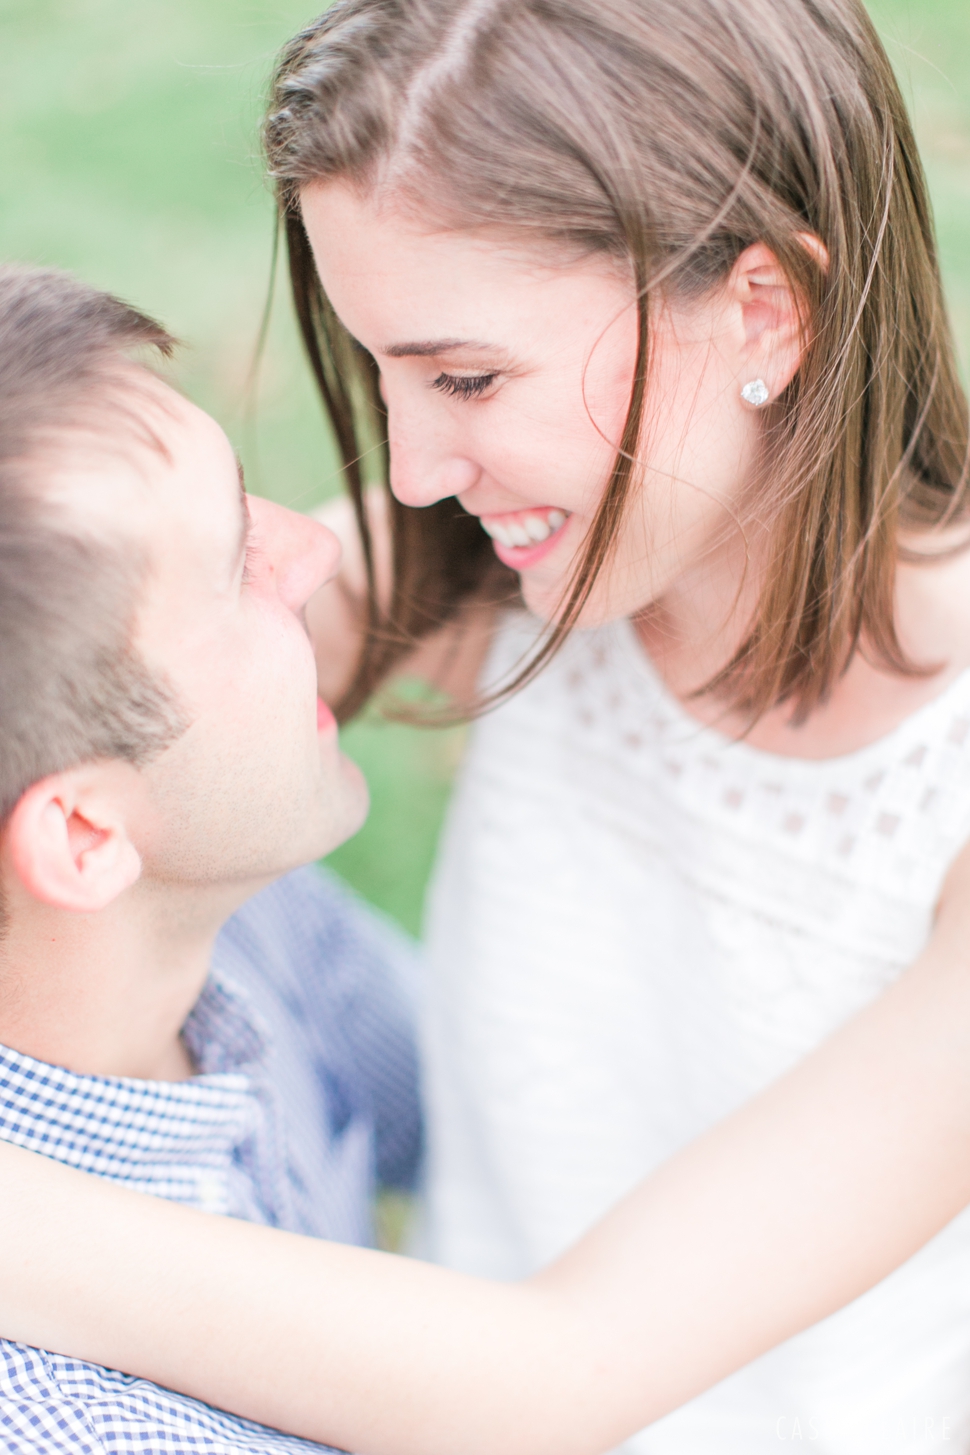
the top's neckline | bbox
[612,615,970,775]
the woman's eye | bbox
[431,372,497,400]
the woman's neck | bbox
[635,529,970,761]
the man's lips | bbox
[317,697,336,733]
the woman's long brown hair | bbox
[266,0,970,724]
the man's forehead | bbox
[141,392,246,564]
[42,382,242,563]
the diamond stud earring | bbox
[741,378,770,407]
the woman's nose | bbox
[389,448,481,508]
[385,397,481,508]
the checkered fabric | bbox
[0,866,423,1453]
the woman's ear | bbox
[5,767,143,914]
[726,237,826,401]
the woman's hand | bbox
[306,488,495,712]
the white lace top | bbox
[422,612,970,1455]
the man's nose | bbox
[252,497,342,611]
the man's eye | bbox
[431,372,497,400]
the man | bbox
[0,264,421,1453]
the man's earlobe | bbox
[6,773,142,913]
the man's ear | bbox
[725,236,827,400]
[5,767,143,914]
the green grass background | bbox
[1,0,967,935]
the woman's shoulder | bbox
[897,531,970,673]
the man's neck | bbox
[0,880,254,1081]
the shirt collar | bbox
[0,974,271,1211]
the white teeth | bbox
[480,509,570,550]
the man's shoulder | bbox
[209,866,423,1198]
[214,866,418,1012]
[218,865,383,965]
[220,864,352,948]
[0,1339,344,1454]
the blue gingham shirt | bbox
[0,866,423,1454]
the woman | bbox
[2,0,970,1449]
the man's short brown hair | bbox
[0,264,188,825]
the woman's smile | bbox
[477,506,572,569]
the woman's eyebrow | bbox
[381,338,492,358]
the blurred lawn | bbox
[0,0,967,935]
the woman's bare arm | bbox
[1,850,970,1455]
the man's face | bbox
[55,375,367,892]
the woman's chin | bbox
[518,575,565,624]
[519,576,624,631]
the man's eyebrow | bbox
[381,338,492,358]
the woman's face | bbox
[303,182,763,626]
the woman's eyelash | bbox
[431,372,497,400]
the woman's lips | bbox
[479,507,571,569]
